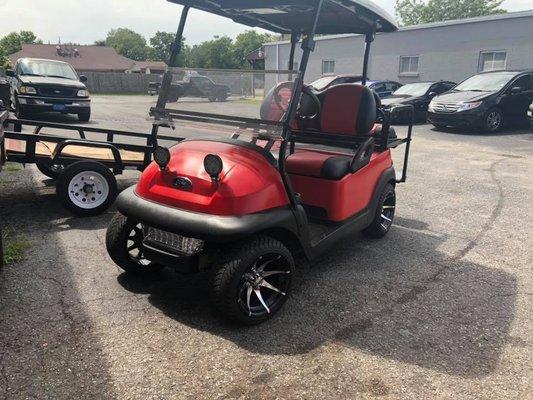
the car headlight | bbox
[77,89,89,97]
[457,101,482,112]
[19,86,37,94]
[428,100,437,112]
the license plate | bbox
[53,104,66,111]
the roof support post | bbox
[288,31,299,71]
[362,30,375,86]
[278,0,324,211]
[150,5,190,153]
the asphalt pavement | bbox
[0,95,532,399]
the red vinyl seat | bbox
[286,84,377,180]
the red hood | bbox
[135,140,288,216]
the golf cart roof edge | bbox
[166,0,398,34]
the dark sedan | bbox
[428,70,533,132]
[381,81,456,123]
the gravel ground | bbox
[1,95,532,399]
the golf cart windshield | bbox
[152,0,398,140]
[454,72,516,92]
[19,59,78,80]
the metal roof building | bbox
[263,10,533,84]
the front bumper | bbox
[427,110,483,128]
[116,186,298,243]
[18,95,90,114]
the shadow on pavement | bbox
[0,169,117,398]
[117,217,517,378]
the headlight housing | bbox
[457,101,482,112]
[428,100,437,112]
[19,86,37,95]
[77,89,89,97]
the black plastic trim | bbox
[116,186,299,243]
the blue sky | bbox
[0,0,531,45]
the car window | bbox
[385,82,399,91]
[511,75,533,91]
[393,82,433,97]
[455,72,516,92]
[373,83,386,93]
[432,83,450,94]
[19,59,78,80]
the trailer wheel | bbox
[36,159,64,179]
[362,183,396,238]
[106,213,164,274]
[57,161,117,217]
[209,235,294,325]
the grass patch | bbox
[2,228,30,265]
[234,98,263,105]
[4,163,21,172]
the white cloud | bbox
[0,0,531,45]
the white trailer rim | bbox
[67,170,110,209]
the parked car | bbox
[527,102,533,132]
[381,81,457,123]
[428,70,533,132]
[165,75,230,102]
[310,74,402,98]
[6,58,91,121]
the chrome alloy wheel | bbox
[237,253,291,317]
[486,111,502,131]
[380,191,396,230]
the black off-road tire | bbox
[106,213,164,274]
[362,183,396,239]
[209,235,294,325]
[56,160,117,217]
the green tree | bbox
[94,39,106,46]
[395,0,506,26]
[105,28,148,61]
[0,47,9,69]
[149,31,175,61]
[0,30,41,56]
[232,30,274,68]
[187,36,238,69]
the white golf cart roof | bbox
[167,0,398,34]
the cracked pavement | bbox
[0,96,532,399]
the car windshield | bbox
[19,59,78,80]
[454,72,515,92]
[310,76,337,91]
[393,82,433,97]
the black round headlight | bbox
[204,154,223,181]
[154,146,171,169]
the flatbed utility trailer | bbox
[2,118,184,216]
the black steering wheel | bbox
[272,82,321,120]
[298,85,321,120]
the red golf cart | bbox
[106,0,413,324]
